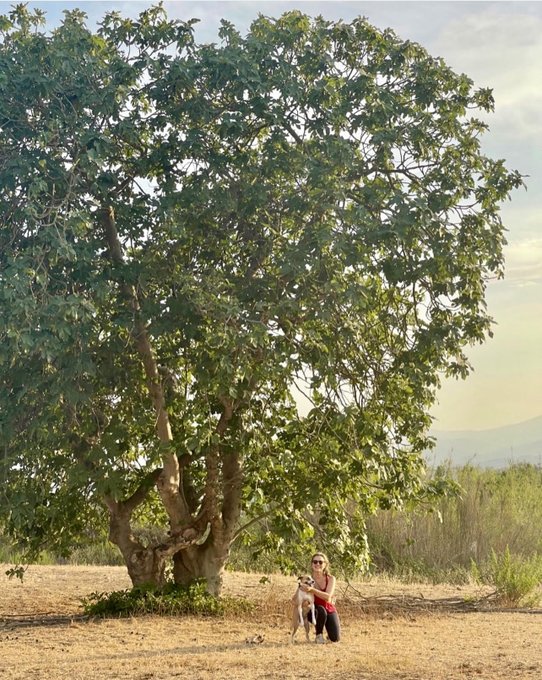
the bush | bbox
[81,579,255,618]
[472,547,542,607]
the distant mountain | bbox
[425,415,542,468]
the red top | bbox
[313,574,337,613]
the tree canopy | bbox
[0,4,523,591]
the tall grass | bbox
[366,463,542,584]
[0,535,22,564]
[0,535,124,567]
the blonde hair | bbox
[311,552,331,576]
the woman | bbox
[300,551,341,643]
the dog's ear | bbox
[297,576,303,582]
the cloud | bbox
[502,238,542,286]
[434,9,542,141]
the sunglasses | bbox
[312,559,324,565]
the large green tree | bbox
[0,5,522,593]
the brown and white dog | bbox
[290,575,316,643]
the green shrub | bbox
[473,547,542,607]
[81,579,255,618]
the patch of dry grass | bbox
[1,564,541,679]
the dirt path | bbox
[1,564,540,679]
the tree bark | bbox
[104,494,167,586]
[172,535,230,597]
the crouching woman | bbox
[301,552,341,643]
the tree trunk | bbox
[172,536,231,597]
[125,547,167,587]
[107,501,167,587]
[97,207,248,594]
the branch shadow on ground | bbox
[0,613,90,631]
[2,592,542,632]
[340,593,542,617]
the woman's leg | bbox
[308,605,328,635]
[324,611,341,642]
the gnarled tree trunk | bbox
[172,537,230,597]
[100,206,245,595]
[172,448,243,595]
[106,495,167,586]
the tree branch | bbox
[121,467,164,515]
[98,205,187,527]
[196,399,234,534]
[231,509,277,544]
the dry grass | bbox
[1,564,541,679]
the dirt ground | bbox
[1,564,541,680]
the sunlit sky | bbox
[4,1,541,432]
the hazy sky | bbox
[3,1,541,432]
